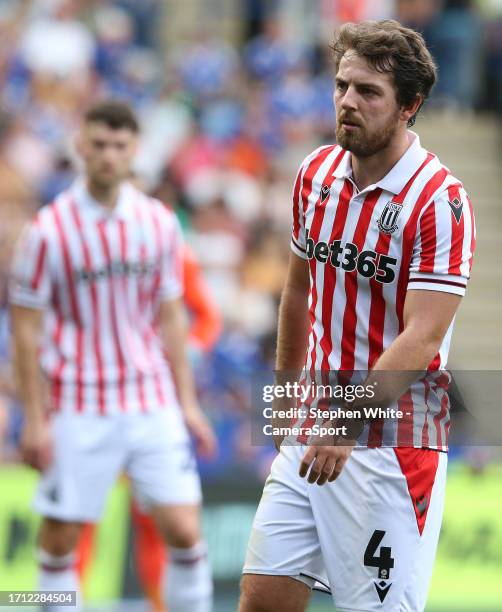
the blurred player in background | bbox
[10,100,215,612]
[77,241,222,611]
[240,20,476,612]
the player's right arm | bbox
[9,221,53,471]
[11,305,52,470]
[272,252,310,449]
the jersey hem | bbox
[407,280,465,296]
[290,239,308,259]
[8,293,47,309]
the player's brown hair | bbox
[331,20,437,127]
[84,100,139,132]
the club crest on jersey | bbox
[318,183,331,204]
[448,197,463,224]
[377,201,402,235]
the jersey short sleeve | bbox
[290,160,308,259]
[159,210,184,301]
[9,220,51,309]
[408,183,475,296]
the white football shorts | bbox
[34,407,202,522]
[243,444,447,611]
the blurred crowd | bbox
[0,0,501,471]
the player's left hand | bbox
[183,407,217,459]
[299,435,355,486]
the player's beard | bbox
[89,167,124,191]
[336,110,400,158]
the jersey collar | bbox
[333,131,429,195]
[71,179,136,219]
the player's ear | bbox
[74,128,85,157]
[129,132,139,155]
[400,94,424,126]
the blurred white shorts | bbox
[34,408,202,522]
[243,444,447,611]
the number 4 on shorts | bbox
[364,530,395,580]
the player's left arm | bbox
[361,290,462,404]
[159,298,216,458]
[157,210,216,458]
[363,182,476,403]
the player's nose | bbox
[338,85,358,111]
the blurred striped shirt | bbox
[10,180,183,416]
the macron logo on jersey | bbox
[305,229,398,284]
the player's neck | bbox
[86,178,120,210]
[351,130,412,192]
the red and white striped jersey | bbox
[10,180,183,416]
[290,133,476,450]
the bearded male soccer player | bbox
[240,20,475,612]
[10,101,215,612]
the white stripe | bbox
[459,186,473,278]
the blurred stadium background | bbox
[0,0,501,610]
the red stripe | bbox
[305,148,345,372]
[428,352,441,371]
[52,206,81,326]
[70,202,106,415]
[149,207,162,308]
[318,180,353,372]
[339,189,382,372]
[447,184,465,275]
[395,168,449,333]
[433,390,449,450]
[294,146,333,232]
[367,154,434,447]
[97,220,130,414]
[149,205,168,408]
[134,204,150,314]
[50,312,64,412]
[133,202,154,414]
[117,220,129,412]
[30,238,47,290]
[421,376,431,448]
[418,201,437,273]
[52,203,84,413]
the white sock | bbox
[165,541,213,612]
[37,549,81,611]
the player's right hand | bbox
[299,436,355,486]
[20,417,53,472]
